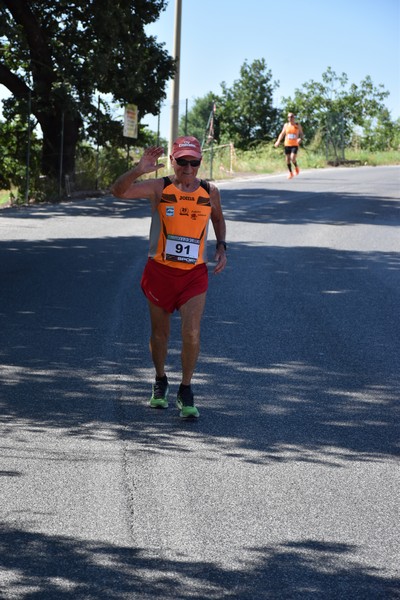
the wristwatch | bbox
[216,241,227,251]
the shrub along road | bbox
[0,166,399,598]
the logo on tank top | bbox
[166,207,174,216]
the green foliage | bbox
[180,59,280,151]
[182,64,397,157]
[0,188,12,206]
[0,0,175,178]
[282,67,391,150]
[0,116,41,193]
[2,30,399,202]
[355,112,400,151]
[221,59,279,148]
[74,138,170,190]
[74,143,130,190]
[218,59,280,149]
[178,92,220,144]
[344,148,400,166]
[214,146,399,179]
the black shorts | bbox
[284,146,298,155]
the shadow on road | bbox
[1,173,399,226]
[221,186,400,226]
[0,196,150,221]
[0,524,397,599]
[1,180,399,597]
[0,231,399,462]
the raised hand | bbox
[138,146,165,173]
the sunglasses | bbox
[175,157,202,167]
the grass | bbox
[154,145,400,182]
[344,148,400,166]
[0,189,13,206]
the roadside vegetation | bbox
[1,146,398,208]
[0,189,12,207]
[0,3,399,204]
[149,145,400,184]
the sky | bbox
[1,0,399,142]
[141,0,400,140]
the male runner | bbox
[275,113,304,179]
[111,136,227,418]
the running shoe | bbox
[287,172,294,179]
[295,166,300,175]
[150,375,169,408]
[176,385,199,418]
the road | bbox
[0,166,399,599]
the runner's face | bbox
[288,114,295,122]
[172,155,202,178]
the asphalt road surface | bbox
[0,166,399,599]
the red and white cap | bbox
[171,136,202,159]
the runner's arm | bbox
[274,125,286,147]
[297,123,304,143]
[210,185,227,274]
[111,146,165,201]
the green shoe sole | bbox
[150,398,169,408]
[176,400,199,418]
[150,382,169,409]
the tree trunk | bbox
[39,110,82,182]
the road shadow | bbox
[0,196,150,221]
[0,236,398,464]
[220,187,400,226]
[1,167,399,228]
[1,190,399,596]
[0,524,398,599]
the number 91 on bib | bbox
[165,234,200,264]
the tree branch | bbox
[0,61,31,97]
[3,0,55,87]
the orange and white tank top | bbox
[284,123,300,147]
[148,177,212,270]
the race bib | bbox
[287,133,297,140]
[165,234,200,264]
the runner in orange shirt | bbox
[275,113,304,179]
[111,136,227,418]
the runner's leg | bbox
[179,292,207,385]
[147,300,170,377]
[285,148,292,174]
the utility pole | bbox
[25,90,31,204]
[168,0,182,159]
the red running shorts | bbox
[140,258,208,313]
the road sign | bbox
[123,104,138,139]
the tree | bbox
[282,67,391,150]
[218,58,280,149]
[358,110,400,151]
[180,59,280,150]
[178,92,220,144]
[0,0,175,183]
